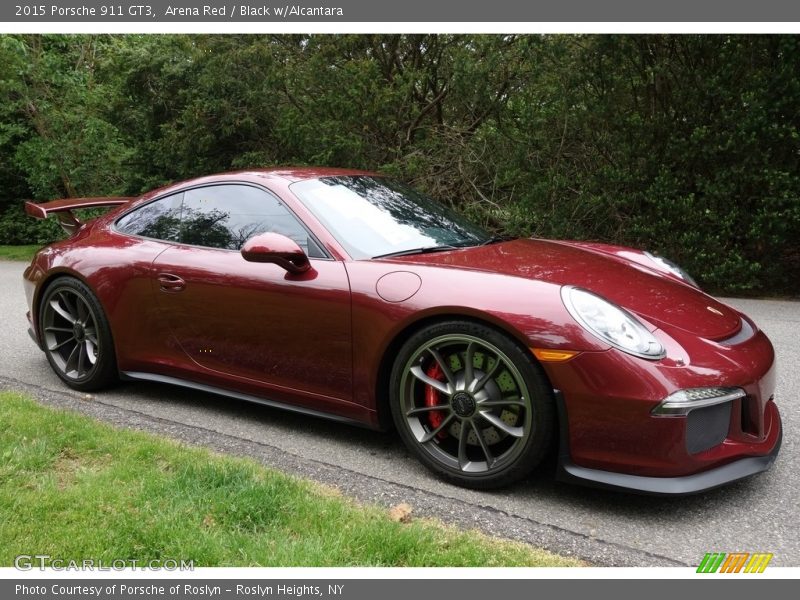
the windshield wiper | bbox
[480,235,513,246]
[372,245,460,259]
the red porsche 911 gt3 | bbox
[22,168,781,493]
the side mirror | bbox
[240,232,311,274]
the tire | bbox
[390,320,555,489]
[39,276,118,392]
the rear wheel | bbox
[39,277,118,391]
[390,320,555,489]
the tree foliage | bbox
[1,34,798,294]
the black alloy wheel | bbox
[390,320,554,489]
[40,277,118,391]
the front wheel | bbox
[390,320,555,489]
[39,277,118,392]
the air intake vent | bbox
[686,402,731,454]
[740,395,759,436]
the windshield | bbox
[290,176,490,259]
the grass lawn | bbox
[0,245,39,262]
[0,391,581,567]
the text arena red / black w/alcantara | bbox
[22,168,781,494]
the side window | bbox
[115,193,183,241]
[180,185,324,257]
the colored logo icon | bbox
[697,552,773,573]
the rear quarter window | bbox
[115,193,184,242]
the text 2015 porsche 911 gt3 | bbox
[22,168,781,493]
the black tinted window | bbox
[115,193,183,241]
[180,185,322,256]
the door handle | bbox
[157,273,186,292]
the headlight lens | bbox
[644,251,698,287]
[561,286,665,360]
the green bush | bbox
[0,205,61,245]
[1,34,798,295]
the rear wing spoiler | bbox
[25,197,134,235]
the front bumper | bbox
[544,322,782,494]
[555,391,782,495]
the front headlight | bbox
[561,286,665,360]
[644,251,698,287]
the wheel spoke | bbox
[471,357,503,393]
[76,341,86,376]
[478,410,525,438]
[59,292,79,320]
[48,337,75,352]
[85,339,97,365]
[76,296,88,325]
[464,342,475,386]
[471,421,495,468]
[420,412,455,443]
[428,347,456,387]
[407,404,449,417]
[457,420,470,470]
[50,298,76,324]
[45,326,73,333]
[478,395,526,409]
[84,327,98,345]
[410,365,451,395]
[64,343,80,374]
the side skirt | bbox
[120,370,374,429]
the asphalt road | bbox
[1,259,797,567]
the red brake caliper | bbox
[425,362,448,439]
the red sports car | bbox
[22,168,781,493]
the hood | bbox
[388,238,741,340]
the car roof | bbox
[233,166,380,183]
[132,167,386,208]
